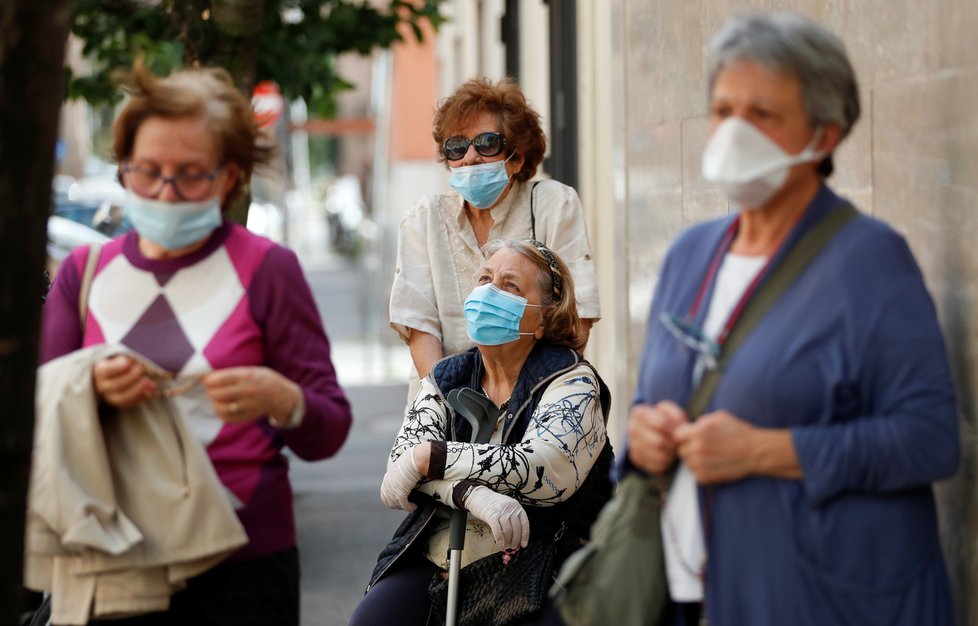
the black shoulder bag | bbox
[529,180,542,241]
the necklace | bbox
[661,490,705,581]
[480,386,510,432]
[480,385,511,409]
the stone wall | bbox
[616,0,978,621]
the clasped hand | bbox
[378,447,530,552]
[464,486,529,552]
[380,447,424,512]
[627,401,759,484]
[92,355,300,423]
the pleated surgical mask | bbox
[448,154,514,209]
[463,283,543,346]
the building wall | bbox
[436,0,506,96]
[575,1,629,447]
[610,0,978,621]
[518,1,551,132]
[385,17,445,226]
[390,19,439,162]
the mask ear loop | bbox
[792,126,826,164]
[500,150,518,183]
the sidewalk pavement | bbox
[291,377,409,625]
[330,339,413,388]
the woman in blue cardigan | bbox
[626,12,959,626]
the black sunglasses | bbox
[443,132,506,161]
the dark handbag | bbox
[428,531,560,626]
[551,202,858,626]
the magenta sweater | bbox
[41,222,352,561]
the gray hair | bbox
[706,12,860,177]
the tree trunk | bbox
[172,0,264,225]
[0,0,69,622]
[210,0,264,225]
[209,0,263,96]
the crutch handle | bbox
[448,509,468,551]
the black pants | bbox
[349,550,565,626]
[85,547,299,626]
[666,600,703,626]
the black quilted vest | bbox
[366,342,614,590]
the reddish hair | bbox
[432,77,546,182]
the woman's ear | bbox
[506,152,525,178]
[533,308,546,340]
[818,123,844,155]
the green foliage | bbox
[66,0,445,116]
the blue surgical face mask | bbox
[449,156,514,209]
[463,283,543,346]
[124,188,223,250]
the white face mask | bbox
[701,117,825,210]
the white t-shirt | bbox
[663,252,766,602]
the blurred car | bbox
[47,214,110,277]
[53,175,131,238]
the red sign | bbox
[252,81,284,128]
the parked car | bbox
[52,175,131,238]
[47,214,110,277]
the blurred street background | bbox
[6,0,978,624]
[292,255,408,626]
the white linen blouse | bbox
[389,179,601,363]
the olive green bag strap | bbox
[78,243,103,330]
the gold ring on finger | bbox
[229,401,240,414]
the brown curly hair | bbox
[432,77,547,182]
[112,60,274,209]
[481,239,582,351]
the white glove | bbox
[380,448,423,511]
[463,486,530,552]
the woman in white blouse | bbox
[389,78,601,398]
[354,239,613,626]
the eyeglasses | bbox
[659,312,720,371]
[443,132,506,161]
[123,163,226,201]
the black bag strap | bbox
[78,243,103,331]
[530,180,542,240]
[685,201,858,419]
